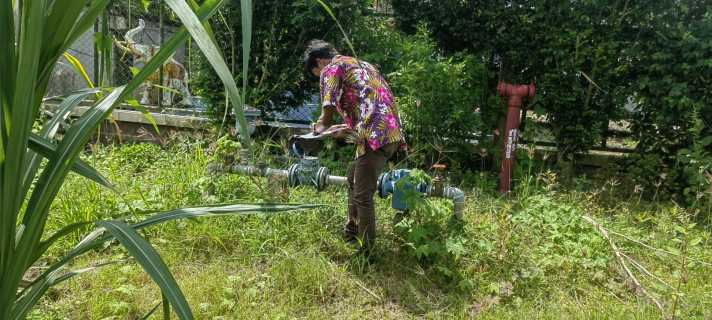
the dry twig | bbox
[606,228,712,267]
[582,215,665,315]
[620,252,674,290]
[354,280,381,300]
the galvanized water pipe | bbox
[206,162,349,187]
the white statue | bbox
[113,19,191,106]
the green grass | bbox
[28,139,712,319]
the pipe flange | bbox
[288,163,300,187]
[377,173,391,198]
[316,167,330,191]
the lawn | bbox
[29,140,712,319]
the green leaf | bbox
[29,203,324,295]
[32,221,93,266]
[93,31,113,54]
[666,246,681,255]
[436,266,453,277]
[23,91,94,196]
[689,237,702,246]
[699,135,712,147]
[458,279,473,292]
[674,225,687,234]
[316,0,357,57]
[12,227,108,319]
[96,220,194,320]
[410,226,429,243]
[414,244,430,259]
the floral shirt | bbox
[320,55,406,158]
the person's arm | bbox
[313,105,335,134]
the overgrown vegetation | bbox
[28,140,712,319]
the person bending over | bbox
[304,40,406,263]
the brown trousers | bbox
[344,142,400,251]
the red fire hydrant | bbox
[497,81,535,194]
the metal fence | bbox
[47,3,191,110]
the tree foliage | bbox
[391,0,648,155]
[391,0,712,200]
[191,0,368,121]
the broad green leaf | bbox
[414,243,430,259]
[436,266,453,277]
[674,225,687,234]
[96,220,193,320]
[699,135,712,147]
[410,226,429,243]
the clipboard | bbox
[293,127,348,139]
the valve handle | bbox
[432,164,446,171]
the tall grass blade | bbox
[162,0,251,152]
[16,0,227,268]
[315,0,357,58]
[28,127,117,193]
[26,203,324,296]
[96,219,193,320]
[1,0,44,302]
[32,221,93,265]
[143,300,165,320]
[241,0,251,101]
[23,91,93,196]
[12,227,108,319]
[52,260,126,285]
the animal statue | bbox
[113,19,191,106]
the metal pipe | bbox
[426,185,466,220]
[207,162,348,187]
[327,175,348,186]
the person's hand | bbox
[310,122,328,134]
[328,124,350,138]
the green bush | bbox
[388,32,496,169]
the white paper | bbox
[294,127,348,139]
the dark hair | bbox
[303,40,338,73]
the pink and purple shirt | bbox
[319,55,406,158]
